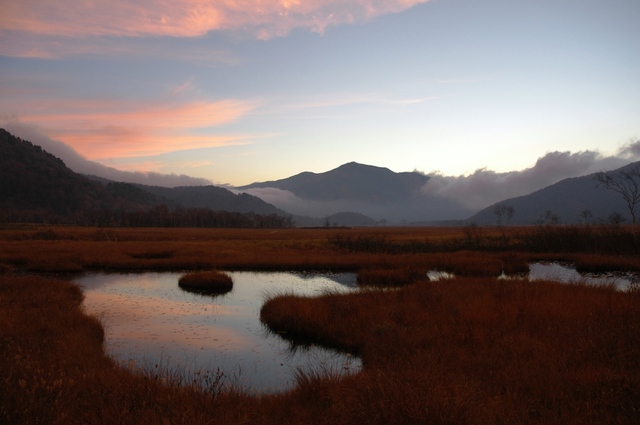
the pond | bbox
[76,271,361,393]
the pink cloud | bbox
[13,97,259,158]
[1,1,428,40]
[0,33,244,65]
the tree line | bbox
[0,205,294,228]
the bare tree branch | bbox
[595,164,640,227]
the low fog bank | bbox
[3,121,212,187]
[423,146,640,211]
[6,120,640,223]
[239,144,640,223]
[237,187,474,223]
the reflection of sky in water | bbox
[528,262,637,291]
[430,263,637,291]
[76,271,360,393]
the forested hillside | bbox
[0,129,292,228]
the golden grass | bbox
[2,226,640,424]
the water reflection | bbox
[76,271,361,393]
[427,270,455,281]
[527,262,637,291]
[428,262,637,291]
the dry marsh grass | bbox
[2,225,637,274]
[2,226,640,424]
[4,272,638,424]
[178,270,234,293]
[261,279,640,423]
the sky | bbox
[1,0,639,190]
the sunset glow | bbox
[1,0,639,187]
[1,0,427,39]
[17,98,257,158]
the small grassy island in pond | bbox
[178,270,233,294]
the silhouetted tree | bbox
[595,164,640,231]
[493,204,514,226]
[580,209,593,226]
[537,209,560,226]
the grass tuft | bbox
[178,270,233,294]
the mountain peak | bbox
[238,162,429,203]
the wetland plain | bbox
[1,225,639,424]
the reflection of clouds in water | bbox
[293,271,359,287]
[529,263,582,282]
[113,323,255,352]
[83,291,255,351]
[77,271,361,393]
[84,290,245,320]
[78,272,176,291]
[434,263,636,292]
[528,262,635,292]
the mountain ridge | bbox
[467,162,640,225]
[5,127,638,227]
[0,128,152,219]
[0,128,293,226]
[238,161,430,204]
[237,161,472,222]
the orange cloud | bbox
[16,97,259,158]
[1,0,429,40]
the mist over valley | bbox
[2,126,640,226]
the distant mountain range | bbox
[2,127,638,226]
[239,159,640,226]
[237,162,473,223]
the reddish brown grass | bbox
[178,270,233,293]
[573,254,640,273]
[2,226,640,424]
[261,279,640,424]
[0,226,635,276]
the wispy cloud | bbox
[1,121,214,187]
[0,33,244,66]
[172,77,196,94]
[10,97,260,159]
[1,1,429,42]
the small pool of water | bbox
[427,270,455,281]
[527,262,637,291]
[429,263,637,291]
[76,271,361,393]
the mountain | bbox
[0,128,292,225]
[0,128,155,219]
[131,184,289,216]
[238,162,429,203]
[467,162,639,225]
[237,162,473,223]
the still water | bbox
[428,262,637,291]
[526,262,637,291]
[76,271,361,393]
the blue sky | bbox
[1,0,639,187]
